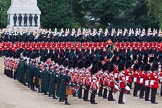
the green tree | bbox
[38,0,77,29]
[81,0,137,28]
[68,0,87,27]
[147,0,162,28]
[0,0,10,28]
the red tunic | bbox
[150,72,159,89]
[118,72,126,89]
[144,72,151,87]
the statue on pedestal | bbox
[24,14,28,26]
[13,14,17,26]
[7,0,41,29]
[29,14,33,26]
[34,14,38,27]
[18,14,22,26]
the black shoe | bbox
[91,102,98,104]
[65,102,71,105]
[140,97,144,99]
[84,100,90,101]
[103,97,107,99]
[118,102,125,104]
[53,97,58,99]
[127,92,131,94]
[133,95,138,97]
[145,99,150,101]
[152,102,158,104]
[59,100,64,102]
[108,99,116,101]
[48,95,52,97]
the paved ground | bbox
[0,57,162,108]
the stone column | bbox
[22,14,24,27]
[10,14,14,28]
[32,14,35,27]
[27,14,29,27]
[38,14,40,28]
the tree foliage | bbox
[0,0,10,28]
[147,0,162,28]
[38,0,77,28]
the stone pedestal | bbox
[7,0,41,30]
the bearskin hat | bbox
[91,65,98,75]
[118,63,124,72]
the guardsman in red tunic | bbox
[60,42,65,50]
[39,42,43,51]
[93,42,97,51]
[90,76,98,104]
[29,42,33,51]
[75,42,80,51]
[81,42,85,51]
[118,63,126,104]
[125,62,133,94]
[45,42,49,51]
[103,73,109,99]
[71,42,75,51]
[115,42,119,51]
[108,64,116,101]
[78,71,83,99]
[142,42,145,51]
[83,72,91,101]
[123,42,127,51]
[150,64,159,104]
[34,42,38,51]
[55,42,58,51]
[139,67,145,99]
[98,71,104,97]
[96,42,100,50]
[133,64,140,97]
[144,64,151,101]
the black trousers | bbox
[83,85,90,101]
[139,84,145,98]
[53,84,56,98]
[4,68,6,75]
[118,88,124,103]
[108,87,114,100]
[145,86,150,101]
[103,88,108,98]
[128,82,132,89]
[14,71,17,80]
[133,83,139,96]
[151,88,157,103]
[98,84,103,96]
[78,85,82,99]
[160,84,162,96]
[90,90,97,103]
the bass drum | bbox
[124,85,130,94]
[113,84,120,93]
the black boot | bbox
[65,98,70,105]
[38,87,41,93]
